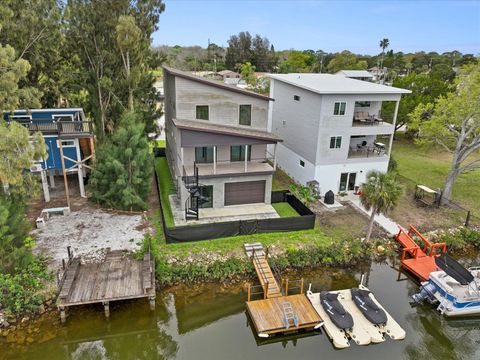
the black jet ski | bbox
[351,288,387,326]
[320,291,354,330]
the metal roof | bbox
[172,118,282,143]
[269,73,411,95]
[163,66,273,101]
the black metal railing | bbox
[11,119,94,136]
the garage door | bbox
[224,180,266,206]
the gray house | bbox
[163,66,281,221]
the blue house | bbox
[4,108,95,204]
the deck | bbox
[57,249,155,322]
[246,294,322,335]
[395,225,447,281]
[244,243,323,337]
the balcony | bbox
[348,135,390,160]
[12,119,94,138]
[352,111,385,127]
[183,159,274,177]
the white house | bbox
[335,70,374,82]
[268,73,411,194]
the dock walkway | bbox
[395,225,446,281]
[57,248,155,322]
[244,243,323,337]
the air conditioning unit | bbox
[30,164,43,172]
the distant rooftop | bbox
[163,65,273,101]
[269,73,411,95]
[335,70,374,79]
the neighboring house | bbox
[368,66,386,82]
[268,74,410,194]
[4,108,95,203]
[163,66,281,221]
[335,70,374,82]
[217,69,240,80]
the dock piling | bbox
[149,296,156,311]
[103,302,110,318]
[60,307,66,324]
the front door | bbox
[339,172,357,191]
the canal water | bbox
[1,257,480,360]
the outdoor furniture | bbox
[374,142,386,154]
[414,185,441,207]
[374,115,384,124]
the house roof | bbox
[335,70,374,78]
[172,118,282,143]
[270,73,411,95]
[163,66,273,101]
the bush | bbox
[0,259,51,315]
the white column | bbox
[213,145,217,175]
[41,170,50,202]
[75,139,86,198]
[77,166,85,198]
[244,145,249,172]
[388,100,400,156]
[273,143,277,171]
[49,173,56,188]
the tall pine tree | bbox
[89,111,152,211]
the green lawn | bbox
[156,139,166,148]
[392,135,480,213]
[272,202,300,217]
[154,157,176,228]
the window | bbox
[239,105,252,126]
[355,101,371,108]
[195,146,214,163]
[333,102,346,115]
[57,140,76,148]
[196,105,209,120]
[52,114,74,122]
[230,145,251,161]
[293,95,301,101]
[299,160,305,168]
[330,136,342,149]
[198,185,213,208]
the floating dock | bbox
[307,284,405,349]
[395,225,447,281]
[244,243,323,337]
[57,247,155,322]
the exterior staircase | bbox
[182,163,209,221]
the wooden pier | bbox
[57,247,155,323]
[395,225,447,281]
[244,243,323,337]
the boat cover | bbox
[351,288,387,326]
[320,292,354,330]
[435,253,474,285]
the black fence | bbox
[153,156,315,243]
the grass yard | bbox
[389,134,480,230]
[272,202,300,217]
[272,167,296,190]
[155,157,176,228]
[156,139,166,148]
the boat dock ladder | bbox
[282,302,299,329]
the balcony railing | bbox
[352,111,384,126]
[348,143,388,159]
[183,158,273,177]
[11,119,94,137]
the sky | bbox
[153,0,480,54]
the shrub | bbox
[0,259,51,315]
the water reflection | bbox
[2,257,480,360]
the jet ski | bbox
[351,288,387,326]
[320,291,354,330]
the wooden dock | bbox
[244,243,323,337]
[57,247,155,323]
[395,225,447,281]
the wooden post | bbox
[264,281,268,299]
[49,173,56,188]
[62,259,66,270]
[58,140,71,208]
[103,302,110,318]
[89,137,95,160]
[60,307,66,324]
[300,278,304,294]
[465,211,471,227]
[67,246,72,259]
[247,284,251,302]
[40,170,50,202]
[285,278,289,296]
[75,139,86,198]
[149,296,156,311]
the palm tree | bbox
[379,38,390,73]
[360,171,402,242]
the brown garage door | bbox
[224,180,266,206]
